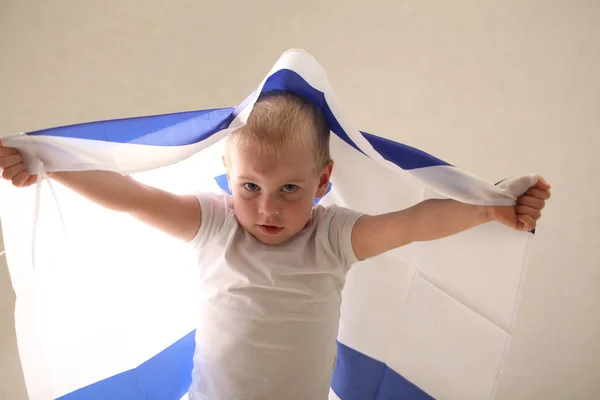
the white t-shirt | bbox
[187,192,364,400]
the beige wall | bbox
[1,1,598,399]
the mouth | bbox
[258,225,284,235]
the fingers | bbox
[0,146,41,187]
[517,214,537,231]
[0,153,23,169]
[0,148,30,186]
[1,163,28,181]
[0,146,18,157]
[12,171,32,187]
[536,176,551,190]
[1,163,36,187]
[516,204,542,221]
[25,174,38,187]
[525,187,551,200]
[0,147,23,180]
[0,145,41,188]
[518,194,546,210]
[14,171,38,187]
[514,177,550,232]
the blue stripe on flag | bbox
[361,131,451,169]
[29,108,236,146]
[260,69,362,154]
[56,331,430,400]
[25,68,449,170]
[260,69,450,170]
[57,330,196,400]
[332,341,435,400]
[214,174,230,194]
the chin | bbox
[251,228,295,246]
[255,233,290,246]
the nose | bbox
[259,194,281,217]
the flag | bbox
[0,49,535,400]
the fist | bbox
[490,176,552,232]
[0,140,38,187]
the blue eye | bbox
[282,184,297,193]
[244,183,260,191]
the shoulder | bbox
[312,203,364,227]
[188,191,237,248]
[312,203,365,267]
[194,191,234,213]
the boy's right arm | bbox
[0,144,201,242]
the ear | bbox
[316,161,334,198]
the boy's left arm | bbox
[351,176,551,261]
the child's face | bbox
[225,141,332,245]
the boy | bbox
[0,90,551,399]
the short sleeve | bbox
[188,192,232,249]
[324,205,365,270]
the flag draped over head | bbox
[0,49,535,400]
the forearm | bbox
[51,170,147,213]
[51,170,201,241]
[352,184,547,260]
[406,198,492,242]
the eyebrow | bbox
[237,176,306,184]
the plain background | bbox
[0,1,598,399]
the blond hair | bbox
[226,90,331,171]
